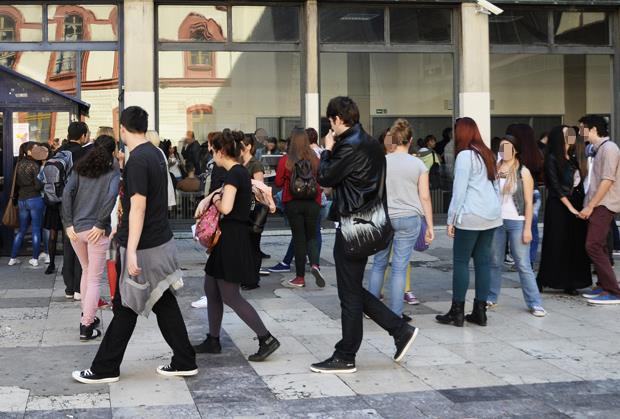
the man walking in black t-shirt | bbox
[72,107,197,384]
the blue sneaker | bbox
[587,292,620,305]
[582,288,604,299]
[268,262,291,273]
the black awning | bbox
[0,65,90,117]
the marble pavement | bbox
[1,229,620,418]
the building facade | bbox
[1,0,619,168]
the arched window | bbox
[0,14,16,67]
[179,13,224,78]
[55,14,83,74]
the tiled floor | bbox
[1,230,620,418]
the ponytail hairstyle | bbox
[212,129,244,159]
[389,118,413,147]
[240,133,257,156]
[18,141,36,161]
[75,135,116,178]
[454,117,496,181]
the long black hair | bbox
[545,125,570,170]
[75,135,116,178]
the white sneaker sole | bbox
[310,366,357,374]
[394,327,419,363]
[72,371,119,384]
[156,367,198,377]
[587,299,620,305]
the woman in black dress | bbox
[537,126,592,294]
[193,129,280,361]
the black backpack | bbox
[289,159,318,200]
[428,152,442,190]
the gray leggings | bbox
[204,275,268,338]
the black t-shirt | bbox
[57,141,89,165]
[222,164,252,223]
[209,164,227,194]
[117,142,173,249]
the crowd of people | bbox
[3,96,620,385]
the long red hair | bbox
[285,128,319,172]
[455,117,496,181]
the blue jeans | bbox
[11,196,45,259]
[489,219,543,309]
[368,215,421,316]
[530,189,541,265]
[453,228,496,302]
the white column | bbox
[304,0,319,131]
[123,0,156,129]
[459,3,491,145]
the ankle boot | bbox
[435,301,465,327]
[465,299,487,326]
[248,333,280,362]
[194,334,222,354]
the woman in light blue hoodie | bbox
[436,118,501,327]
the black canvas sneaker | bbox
[72,369,119,384]
[79,324,101,342]
[248,334,280,362]
[156,364,198,377]
[394,325,419,362]
[310,356,356,374]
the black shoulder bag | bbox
[339,164,394,258]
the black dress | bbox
[537,156,592,291]
[204,164,256,285]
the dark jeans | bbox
[453,227,496,302]
[285,200,320,277]
[283,215,323,265]
[11,196,45,259]
[63,233,82,294]
[332,231,405,362]
[91,251,196,376]
[586,206,620,296]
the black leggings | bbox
[204,275,268,338]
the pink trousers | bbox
[71,230,110,326]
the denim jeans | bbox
[11,196,45,259]
[453,227,496,302]
[530,189,541,265]
[368,215,421,316]
[489,219,543,308]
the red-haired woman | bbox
[275,128,325,288]
[436,118,502,327]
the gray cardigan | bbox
[61,166,121,235]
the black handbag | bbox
[249,198,269,235]
[339,164,393,258]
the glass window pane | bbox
[320,6,384,43]
[158,5,227,42]
[13,112,71,154]
[82,51,120,138]
[390,7,452,43]
[490,54,611,135]
[48,5,118,41]
[0,5,43,42]
[489,10,548,45]
[554,12,609,45]
[158,51,301,140]
[320,52,453,137]
[232,6,299,42]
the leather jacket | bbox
[318,124,385,220]
[545,153,578,199]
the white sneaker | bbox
[73,292,81,301]
[28,258,39,267]
[191,296,208,308]
[39,253,51,264]
[530,307,547,317]
[8,258,21,266]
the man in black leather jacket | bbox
[310,96,418,374]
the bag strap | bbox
[9,162,19,201]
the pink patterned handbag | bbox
[195,199,221,252]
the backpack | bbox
[39,150,73,204]
[195,198,221,252]
[428,152,442,190]
[289,159,318,200]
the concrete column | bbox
[459,3,491,144]
[123,0,156,129]
[304,0,319,131]
[563,55,587,126]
